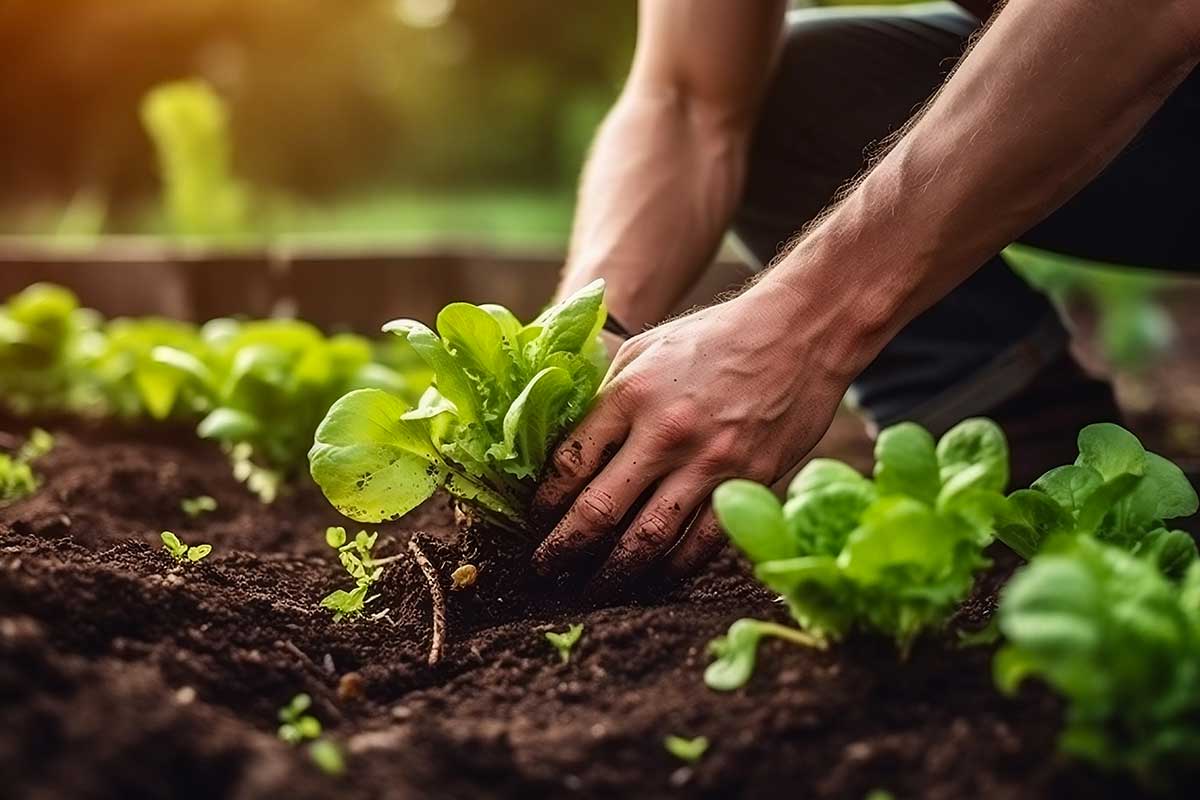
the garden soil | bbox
[0,413,1160,800]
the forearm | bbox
[558,91,750,329]
[755,0,1200,381]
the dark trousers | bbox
[732,2,1200,432]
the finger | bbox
[588,472,710,596]
[661,503,728,579]
[531,399,630,527]
[532,445,660,576]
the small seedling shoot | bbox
[320,526,402,621]
[180,494,217,518]
[0,428,54,506]
[277,693,322,745]
[663,735,709,764]
[545,623,584,663]
[705,619,825,692]
[160,530,212,563]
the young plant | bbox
[309,280,607,529]
[711,419,1008,676]
[0,284,102,415]
[160,531,212,562]
[663,735,709,763]
[91,317,212,420]
[319,526,404,621]
[995,423,1198,576]
[155,319,409,502]
[0,428,54,506]
[180,495,218,518]
[545,623,584,663]
[995,535,1200,791]
[705,618,824,691]
[277,693,322,744]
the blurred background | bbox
[1,0,1197,457]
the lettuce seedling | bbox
[545,623,584,663]
[0,428,54,506]
[663,735,709,763]
[91,317,212,420]
[0,284,103,415]
[155,319,409,502]
[160,531,212,562]
[995,423,1198,576]
[708,419,1009,684]
[995,535,1200,790]
[309,280,607,529]
[277,693,322,744]
[705,618,825,691]
[180,495,218,518]
[319,526,405,621]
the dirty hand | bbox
[530,281,853,590]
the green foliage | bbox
[180,495,218,518]
[545,623,584,663]
[995,423,1198,576]
[319,526,405,621]
[704,618,824,692]
[156,319,411,502]
[0,284,103,414]
[309,280,607,528]
[91,317,213,420]
[995,536,1200,790]
[277,693,322,745]
[0,428,54,506]
[663,735,709,763]
[1006,244,1173,370]
[713,419,1008,657]
[160,530,212,562]
[307,738,346,776]
[140,80,248,237]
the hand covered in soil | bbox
[531,282,853,589]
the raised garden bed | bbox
[3,259,1200,799]
[1,413,1140,800]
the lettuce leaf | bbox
[309,280,607,529]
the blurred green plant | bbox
[1005,244,1174,370]
[140,80,249,237]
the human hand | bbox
[530,281,855,593]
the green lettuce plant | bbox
[309,279,607,529]
[155,319,408,502]
[995,423,1198,576]
[707,418,1010,688]
[0,284,102,414]
[995,535,1200,790]
[91,317,212,420]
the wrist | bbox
[742,222,917,386]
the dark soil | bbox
[0,413,1165,800]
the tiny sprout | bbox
[0,428,55,507]
[451,563,478,590]
[308,738,346,776]
[181,495,218,518]
[278,693,322,745]
[705,619,823,692]
[664,735,709,763]
[545,623,584,663]
[161,531,213,563]
[320,526,400,621]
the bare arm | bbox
[557,0,787,330]
[756,0,1200,385]
[533,0,1200,586]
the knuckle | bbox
[550,440,585,478]
[632,509,674,546]
[576,488,620,529]
[653,406,697,446]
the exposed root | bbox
[408,537,446,667]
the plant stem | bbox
[757,621,827,650]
